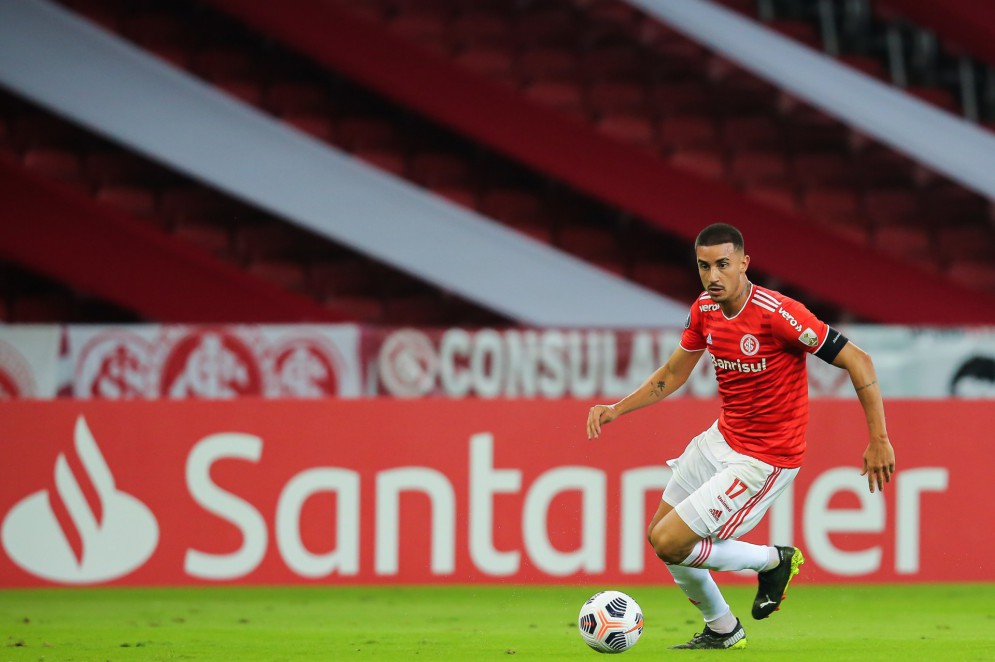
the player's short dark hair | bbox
[695,223,744,252]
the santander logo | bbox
[1,416,159,584]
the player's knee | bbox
[648,526,691,565]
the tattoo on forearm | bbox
[855,380,877,392]
[653,380,666,396]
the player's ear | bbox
[741,254,750,272]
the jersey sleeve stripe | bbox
[754,291,780,307]
[752,300,776,312]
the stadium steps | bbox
[199,0,995,324]
[46,0,711,321]
[43,0,995,324]
[0,89,502,325]
[723,0,995,289]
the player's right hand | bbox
[587,404,619,440]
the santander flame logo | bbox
[1,416,159,584]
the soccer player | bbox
[586,223,895,650]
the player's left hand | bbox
[861,438,895,493]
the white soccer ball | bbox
[578,590,644,654]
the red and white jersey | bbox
[679,284,832,468]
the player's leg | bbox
[650,489,745,648]
[654,423,804,621]
[649,499,747,649]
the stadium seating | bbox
[7,0,994,326]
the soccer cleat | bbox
[669,619,747,650]
[752,546,804,620]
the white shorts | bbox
[662,421,797,541]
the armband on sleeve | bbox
[815,326,848,364]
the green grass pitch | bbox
[2,583,994,661]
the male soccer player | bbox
[586,223,895,650]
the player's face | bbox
[696,242,749,304]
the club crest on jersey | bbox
[739,334,760,356]
[799,328,819,347]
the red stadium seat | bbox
[650,81,714,114]
[514,9,577,47]
[265,82,334,114]
[335,117,400,151]
[852,145,918,186]
[583,46,645,80]
[524,80,585,117]
[707,57,777,113]
[408,152,473,187]
[670,148,726,179]
[595,114,656,150]
[557,226,624,262]
[517,48,578,80]
[791,152,854,186]
[85,151,166,186]
[234,222,317,261]
[247,259,310,292]
[658,115,718,151]
[324,295,387,323]
[936,224,995,261]
[454,48,516,81]
[160,187,234,222]
[729,150,789,185]
[586,81,648,114]
[801,185,861,224]
[872,225,934,263]
[386,13,449,51]
[744,184,797,213]
[386,294,449,326]
[720,115,784,150]
[862,188,919,226]
[630,260,702,300]
[172,219,232,257]
[924,183,988,223]
[122,14,186,49]
[190,50,256,81]
[309,259,375,298]
[22,148,82,181]
[450,13,512,48]
[96,185,158,220]
[945,259,995,293]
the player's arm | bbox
[586,346,702,439]
[831,341,895,493]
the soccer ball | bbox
[577,590,643,654]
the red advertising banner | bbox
[0,399,989,587]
